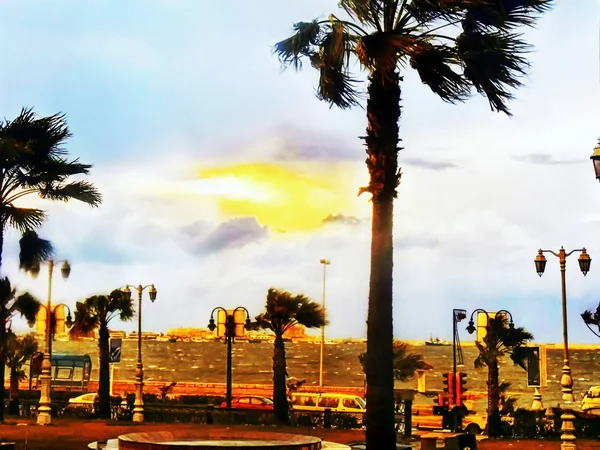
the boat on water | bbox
[425,335,451,346]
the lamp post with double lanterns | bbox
[466,308,514,419]
[29,259,71,425]
[535,247,591,450]
[40,303,74,357]
[207,307,251,408]
[121,284,157,423]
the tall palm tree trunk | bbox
[272,333,288,423]
[364,68,401,450]
[0,317,6,422]
[9,367,18,400]
[98,324,110,419]
[487,358,501,437]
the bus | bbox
[29,353,92,392]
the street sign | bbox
[526,346,547,387]
[109,338,122,363]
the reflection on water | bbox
[49,340,600,408]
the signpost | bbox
[109,338,122,396]
[526,345,547,410]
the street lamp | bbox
[207,307,251,408]
[535,246,591,450]
[452,309,466,406]
[39,303,74,358]
[121,284,157,423]
[466,308,514,423]
[29,259,70,425]
[589,138,600,181]
[319,259,330,387]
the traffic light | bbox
[455,372,468,405]
[442,372,454,405]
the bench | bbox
[420,432,476,450]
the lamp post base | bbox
[37,353,52,425]
[531,388,543,410]
[561,407,577,450]
[132,363,144,423]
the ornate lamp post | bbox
[207,307,251,408]
[39,303,74,357]
[535,247,591,450]
[319,259,330,387]
[466,308,514,417]
[589,138,600,181]
[29,259,71,425]
[452,309,467,405]
[121,284,157,423]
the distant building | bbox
[109,330,127,339]
[35,305,69,340]
[128,331,160,340]
[166,328,211,340]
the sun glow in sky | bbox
[157,162,366,232]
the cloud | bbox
[185,217,269,255]
[512,154,583,165]
[402,157,457,171]
[322,213,364,226]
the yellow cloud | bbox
[159,162,366,232]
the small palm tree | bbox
[274,3,551,448]
[581,304,600,339]
[0,108,102,270]
[0,278,40,421]
[251,288,326,423]
[70,289,134,419]
[359,341,428,382]
[5,333,38,404]
[473,315,532,437]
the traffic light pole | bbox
[453,313,457,406]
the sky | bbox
[0,0,599,344]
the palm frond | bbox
[0,108,71,160]
[582,310,597,326]
[457,30,529,115]
[463,0,553,32]
[11,292,41,326]
[273,20,323,69]
[339,0,383,30]
[18,231,53,271]
[70,301,99,335]
[316,22,362,108]
[409,42,471,102]
[0,278,16,312]
[38,181,102,207]
[3,206,46,233]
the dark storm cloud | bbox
[186,217,269,255]
[322,213,364,226]
[512,154,583,165]
[402,157,457,171]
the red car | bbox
[220,396,274,410]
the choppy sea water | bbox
[49,340,600,409]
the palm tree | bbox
[0,108,102,271]
[0,278,40,421]
[70,289,134,419]
[581,304,600,339]
[359,341,428,382]
[274,2,550,447]
[251,288,326,423]
[473,315,532,437]
[5,333,38,413]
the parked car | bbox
[582,386,600,414]
[67,393,97,406]
[220,396,274,410]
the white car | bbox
[68,393,97,405]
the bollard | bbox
[323,408,332,429]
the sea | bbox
[48,339,600,409]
